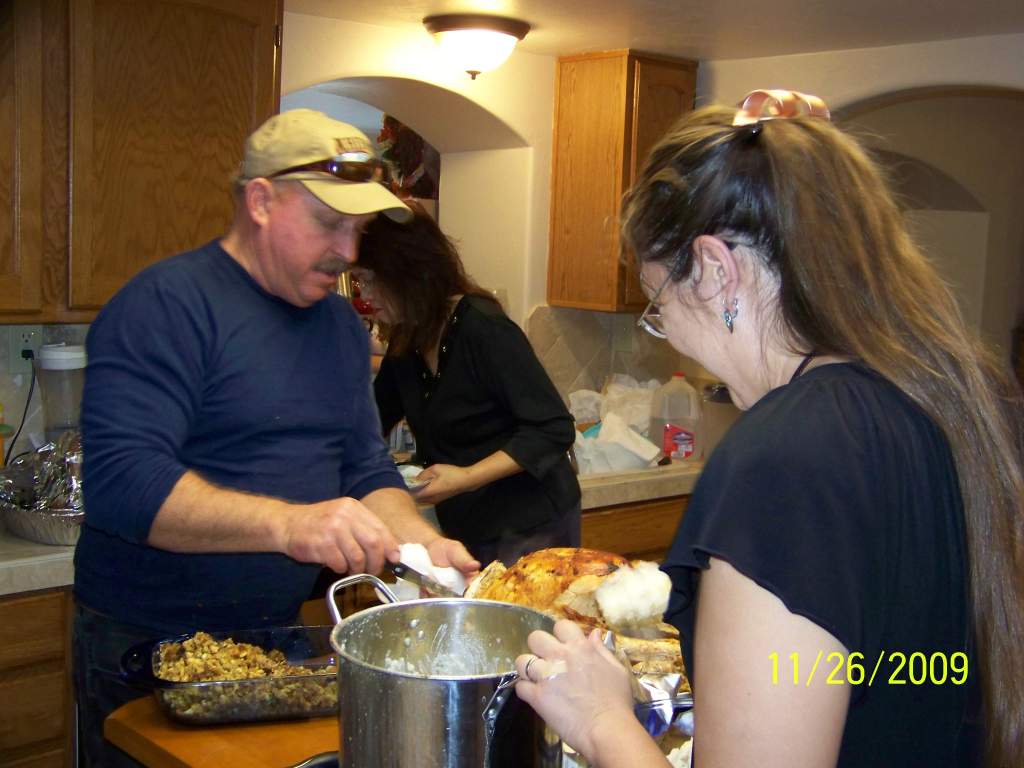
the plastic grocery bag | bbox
[600,374,660,435]
[568,389,603,424]
[573,412,660,475]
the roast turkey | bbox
[465,547,686,679]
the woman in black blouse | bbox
[352,205,581,566]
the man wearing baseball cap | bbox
[72,110,477,766]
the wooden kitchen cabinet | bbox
[0,587,74,768]
[547,50,697,312]
[0,0,282,323]
[0,0,44,315]
[582,495,688,561]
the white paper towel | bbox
[398,542,466,595]
[574,412,661,474]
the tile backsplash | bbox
[0,325,89,461]
[525,305,708,403]
[0,309,704,461]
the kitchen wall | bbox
[283,21,1024,382]
[699,33,1024,110]
[440,147,532,313]
[0,325,89,460]
[701,38,1024,354]
[280,12,727,400]
[843,92,1024,353]
[281,12,556,326]
[283,26,1024,321]
[8,30,1020,454]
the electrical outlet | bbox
[8,325,43,374]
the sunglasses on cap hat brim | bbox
[268,152,388,184]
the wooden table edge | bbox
[105,695,338,768]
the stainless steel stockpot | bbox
[327,575,562,768]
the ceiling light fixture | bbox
[423,14,531,80]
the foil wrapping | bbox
[561,630,693,766]
[0,430,84,545]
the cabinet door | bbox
[547,52,630,310]
[547,51,696,312]
[582,496,688,561]
[0,0,43,314]
[0,589,71,768]
[69,0,281,310]
[622,57,696,308]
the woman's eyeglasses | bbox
[636,241,740,339]
[636,269,674,339]
[270,152,387,184]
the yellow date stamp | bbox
[769,651,969,687]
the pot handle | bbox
[481,672,519,768]
[326,573,400,624]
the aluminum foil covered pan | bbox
[1,503,83,546]
[0,430,84,545]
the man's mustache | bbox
[315,258,349,274]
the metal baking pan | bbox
[121,625,338,725]
[0,502,82,545]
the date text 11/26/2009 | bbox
[769,650,968,687]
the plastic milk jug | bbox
[649,372,702,462]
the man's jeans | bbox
[72,604,156,767]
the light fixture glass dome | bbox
[423,14,531,79]
[434,29,519,78]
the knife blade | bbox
[386,561,462,598]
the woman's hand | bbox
[411,463,474,505]
[413,452,523,505]
[514,620,637,762]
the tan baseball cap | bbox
[239,109,412,223]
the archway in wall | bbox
[283,76,534,323]
[286,76,529,153]
[868,149,983,213]
[836,85,1024,121]
[836,86,1024,351]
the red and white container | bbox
[649,372,702,462]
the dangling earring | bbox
[722,299,739,334]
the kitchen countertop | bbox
[0,521,75,596]
[0,462,703,598]
[580,461,702,510]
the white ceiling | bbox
[285,0,1024,61]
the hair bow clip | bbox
[732,89,831,127]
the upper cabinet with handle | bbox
[547,50,697,312]
[0,0,282,323]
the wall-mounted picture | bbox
[377,114,440,220]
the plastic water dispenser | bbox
[34,344,87,444]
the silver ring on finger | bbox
[524,654,539,682]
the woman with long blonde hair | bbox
[513,91,1024,767]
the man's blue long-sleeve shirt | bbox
[74,241,404,633]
